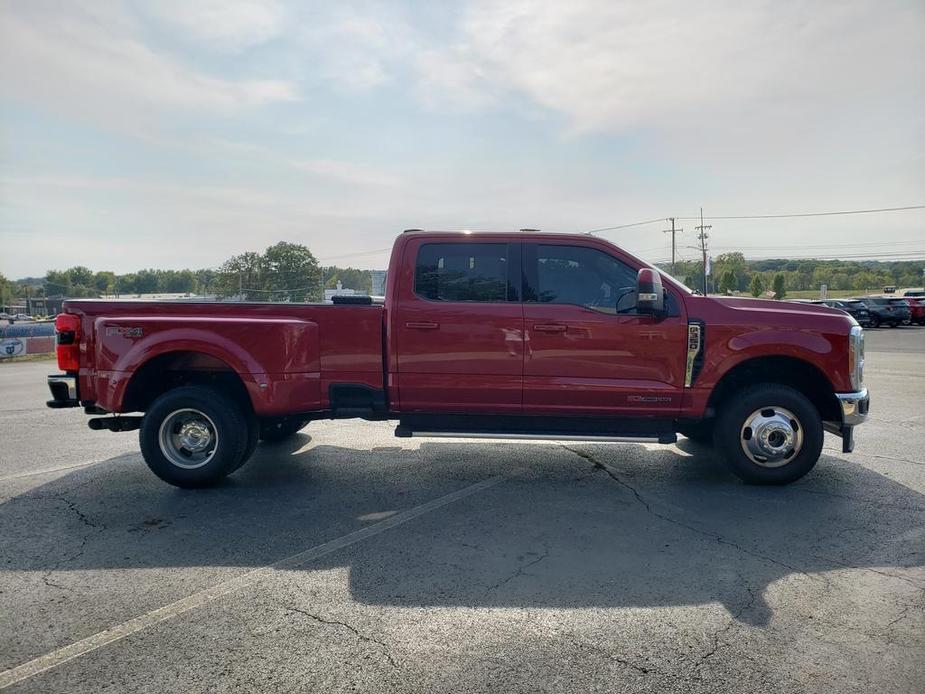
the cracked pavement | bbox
[0,328,923,693]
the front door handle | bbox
[533,323,567,333]
[405,321,439,329]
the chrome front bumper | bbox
[836,388,869,426]
[824,388,870,453]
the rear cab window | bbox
[414,243,519,302]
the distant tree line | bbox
[666,253,923,296]
[7,242,375,304]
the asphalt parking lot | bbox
[1,328,923,693]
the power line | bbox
[318,247,393,262]
[585,204,924,235]
[711,239,924,251]
[675,204,925,221]
[584,218,666,234]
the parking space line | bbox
[0,474,505,689]
[0,460,108,483]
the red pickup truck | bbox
[47,231,868,487]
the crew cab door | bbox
[522,241,687,416]
[393,239,524,412]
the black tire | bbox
[713,384,823,485]
[140,386,249,488]
[678,421,714,445]
[232,414,259,472]
[868,315,880,328]
[259,418,308,442]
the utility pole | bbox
[694,207,712,295]
[662,218,682,275]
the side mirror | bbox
[636,268,665,315]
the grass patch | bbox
[0,353,56,364]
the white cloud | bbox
[137,0,286,52]
[438,0,925,144]
[0,2,297,132]
[1,0,922,277]
[290,160,399,188]
[294,7,413,91]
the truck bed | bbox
[63,301,385,415]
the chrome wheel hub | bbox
[178,421,212,452]
[158,408,218,469]
[740,406,803,467]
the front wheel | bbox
[140,386,250,488]
[868,315,880,329]
[713,384,823,485]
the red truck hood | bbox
[705,296,854,323]
[710,296,834,313]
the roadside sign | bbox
[1,338,25,358]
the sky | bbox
[1,0,923,278]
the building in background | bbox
[26,296,65,317]
[324,281,359,303]
[371,270,387,296]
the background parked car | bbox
[903,297,925,325]
[817,299,872,327]
[852,296,912,328]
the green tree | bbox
[160,269,197,293]
[45,269,71,295]
[134,269,159,294]
[195,268,217,295]
[749,274,765,297]
[66,266,94,287]
[216,252,263,299]
[772,272,787,299]
[262,242,321,302]
[714,252,747,291]
[94,271,116,293]
[718,269,737,294]
[115,273,137,294]
[0,272,13,309]
[322,266,373,293]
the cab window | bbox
[414,243,515,302]
[526,244,638,313]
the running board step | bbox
[394,426,676,444]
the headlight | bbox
[848,325,864,390]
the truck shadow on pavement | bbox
[2,434,923,628]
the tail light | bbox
[55,313,81,372]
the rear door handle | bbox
[533,323,567,333]
[405,321,439,329]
